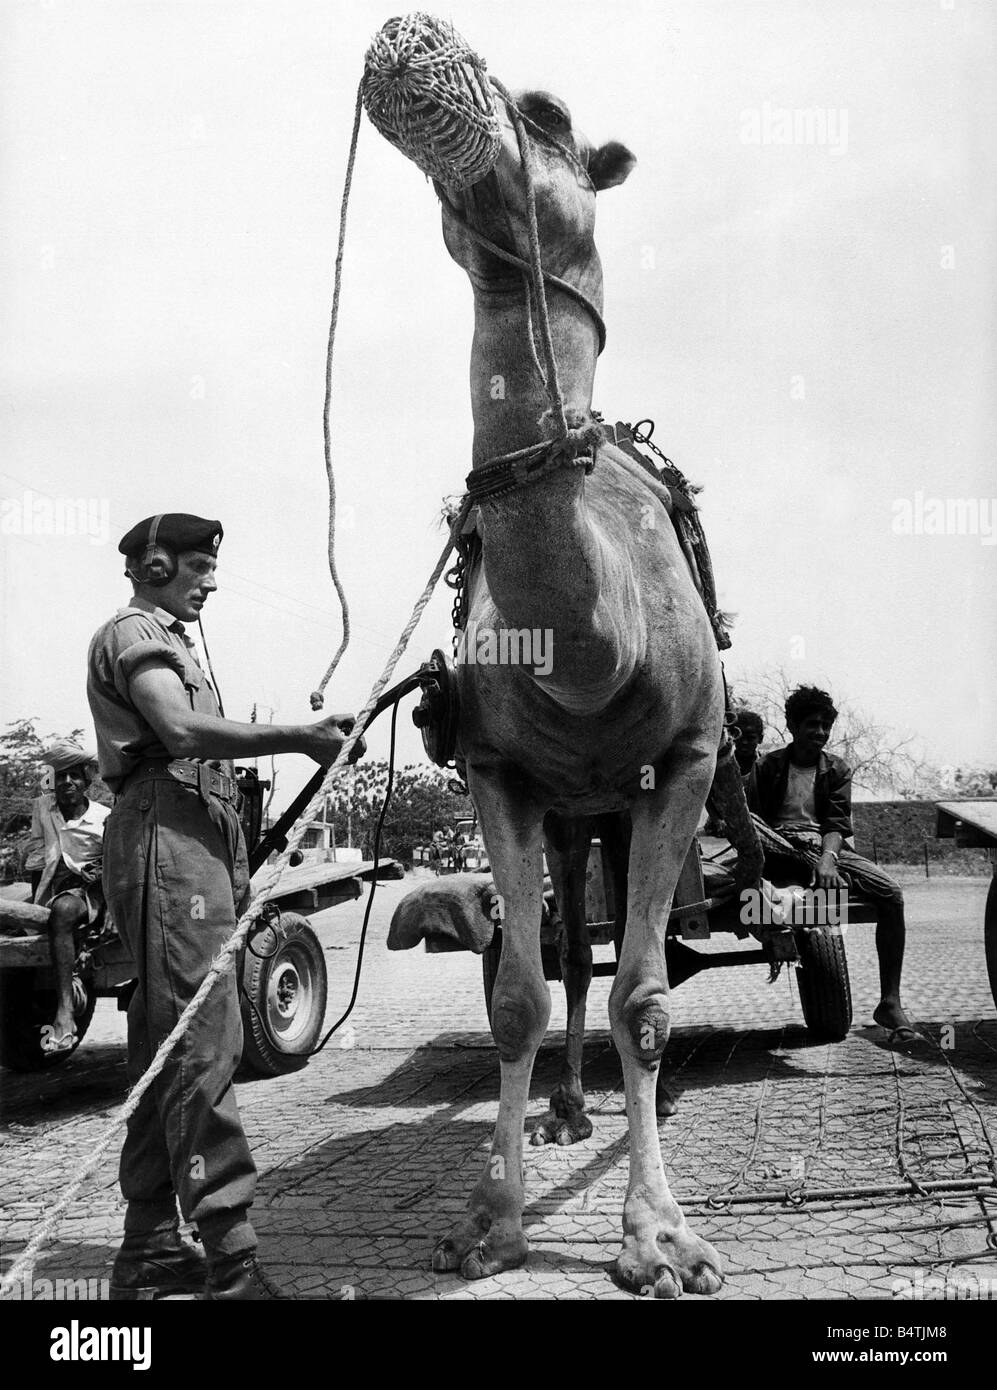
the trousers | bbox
[773,830,905,915]
[102,776,257,1257]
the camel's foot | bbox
[614,1225,724,1300]
[530,1081,593,1146]
[432,1213,529,1281]
[531,1104,592,1147]
[655,1074,678,1118]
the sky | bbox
[1,0,994,811]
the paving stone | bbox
[2,874,994,1299]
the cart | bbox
[0,767,401,1075]
[935,799,997,1010]
[392,826,879,1041]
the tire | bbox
[984,874,997,1014]
[0,968,96,1071]
[239,913,328,1077]
[795,925,852,1040]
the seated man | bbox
[732,707,764,797]
[27,741,110,1053]
[750,685,916,1042]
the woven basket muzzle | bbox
[361,12,503,190]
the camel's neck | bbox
[467,289,642,708]
[468,297,600,465]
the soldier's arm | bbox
[127,662,361,766]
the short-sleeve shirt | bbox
[87,596,230,792]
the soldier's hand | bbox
[333,714,367,765]
[307,713,366,767]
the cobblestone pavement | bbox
[2,870,995,1300]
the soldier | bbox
[88,513,362,1300]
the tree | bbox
[324,761,471,863]
[729,669,929,795]
[908,764,997,799]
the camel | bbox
[394,87,726,1297]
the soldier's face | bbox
[157,553,218,622]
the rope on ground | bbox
[310,83,365,712]
[0,493,472,1299]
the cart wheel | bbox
[240,913,328,1077]
[985,875,997,1014]
[794,925,852,1040]
[0,968,96,1071]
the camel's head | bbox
[432,88,636,294]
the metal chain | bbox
[444,543,466,655]
[629,419,696,494]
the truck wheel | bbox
[984,875,997,1013]
[0,968,96,1071]
[795,925,852,1040]
[240,913,328,1077]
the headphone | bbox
[129,514,177,588]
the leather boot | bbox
[203,1251,360,1301]
[110,1227,207,1300]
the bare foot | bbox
[873,1000,917,1034]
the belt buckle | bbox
[196,763,212,804]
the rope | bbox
[310,84,364,712]
[490,76,567,441]
[0,494,472,1299]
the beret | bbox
[118,513,223,558]
[43,740,97,771]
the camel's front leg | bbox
[432,767,550,1280]
[610,741,725,1299]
